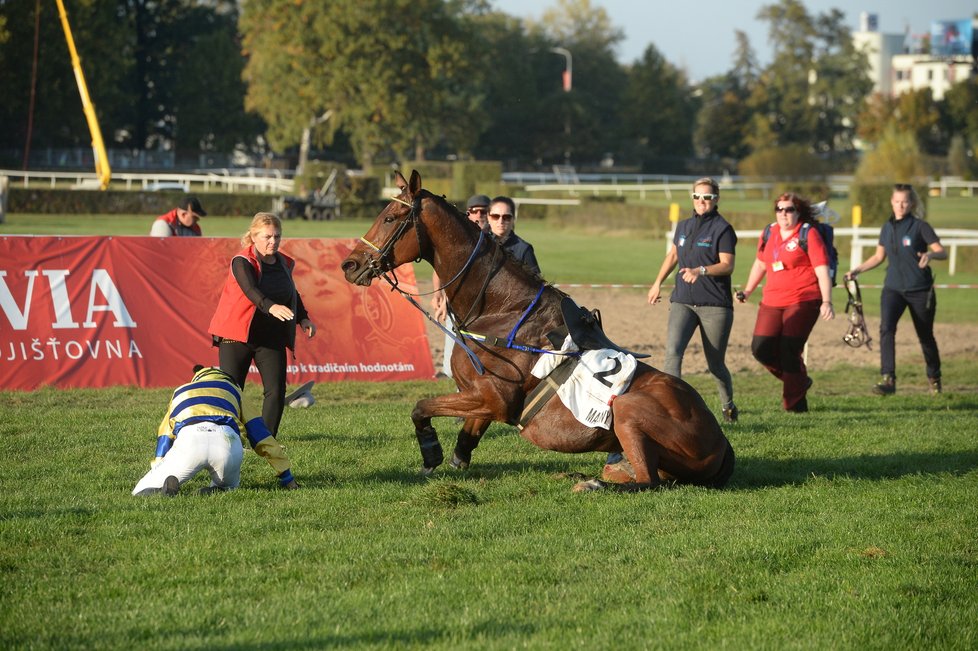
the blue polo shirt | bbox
[670,210,737,307]
[880,215,940,292]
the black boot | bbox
[872,374,896,396]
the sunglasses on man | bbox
[691,193,718,201]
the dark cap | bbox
[466,194,491,210]
[182,195,207,217]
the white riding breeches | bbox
[132,422,244,495]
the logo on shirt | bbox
[696,237,713,248]
[902,236,912,247]
[678,236,686,247]
[785,240,799,252]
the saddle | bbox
[555,296,650,359]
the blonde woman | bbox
[208,213,316,435]
[845,184,946,395]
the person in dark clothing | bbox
[844,184,946,395]
[488,196,541,276]
[208,212,317,435]
[647,177,739,423]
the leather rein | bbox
[359,192,564,374]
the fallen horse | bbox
[341,170,734,490]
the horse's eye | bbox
[384,215,396,223]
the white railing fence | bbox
[0,168,294,195]
[667,226,978,276]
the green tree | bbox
[619,43,696,171]
[241,0,484,167]
[0,0,261,162]
[528,0,627,165]
[747,0,871,155]
[693,31,756,161]
[854,123,928,185]
[0,0,131,157]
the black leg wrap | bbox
[450,430,480,469]
[416,426,444,470]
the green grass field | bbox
[2,204,977,649]
[1,359,977,650]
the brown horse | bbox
[341,170,734,490]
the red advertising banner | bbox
[0,236,434,390]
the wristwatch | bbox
[699,266,707,276]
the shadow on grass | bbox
[731,448,978,489]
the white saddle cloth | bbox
[531,336,637,430]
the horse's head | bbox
[342,170,426,287]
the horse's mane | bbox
[421,189,548,285]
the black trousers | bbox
[879,286,940,380]
[219,341,288,436]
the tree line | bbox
[1,0,975,176]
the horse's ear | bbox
[409,169,422,194]
[394,170,408,191]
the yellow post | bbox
[852,204,862,227]
[666,203,680,253]
[56,0,111,190]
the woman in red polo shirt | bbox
[737,193,834,412]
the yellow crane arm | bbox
[55,0,111,190]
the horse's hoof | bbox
[448,453,469,470]
[421,465,437,477]
[572,479,607,493]
[601,460,636,484]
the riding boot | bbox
[872,374,896,396]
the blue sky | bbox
[489,0,975,81]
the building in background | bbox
[853,12,976,100]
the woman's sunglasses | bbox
[775,206,797,213]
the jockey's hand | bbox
[917,252,931,268]
[299,319,316,338]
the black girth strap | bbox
[518,356,580,430]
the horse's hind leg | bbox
[450,419,491,469]
[614,422,662,489]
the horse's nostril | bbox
[341,260,356,273]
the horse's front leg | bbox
[450,419,491,469]
[411,392,501,475]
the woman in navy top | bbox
[845,184,946,395]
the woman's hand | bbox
[820,302,835,321]
[269,304,294,321]
[647,283,662,305]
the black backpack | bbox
[761,221,838,286]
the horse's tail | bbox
[706,439,735,489]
